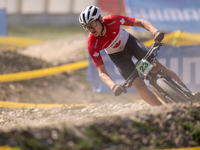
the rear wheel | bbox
[153,78,190,103]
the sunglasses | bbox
[84,21,98,31]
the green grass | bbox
[7,25,85,40]
[180,121,200,144]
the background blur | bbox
[1,0,125,27]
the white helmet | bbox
[79,6,101,27]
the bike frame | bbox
[121,42,162,91]
[121,41,194,102]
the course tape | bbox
[0,146,20,150]
[0,99,144,109]
[0,101,98,109]
[160,147,200,150]
[0,36,44,47]
[0,60,87,83]
[0,143,200,150]
[0,146,21,150]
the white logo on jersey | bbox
[93,52,99,57]
[120,18,125,24]
[113,32,116,34]
[108,20,116,26]
[94,39,98,49]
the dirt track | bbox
[1,101,200,150]
[0,35,200,149]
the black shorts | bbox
[109,34,155,80]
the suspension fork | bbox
[147,70,162,91]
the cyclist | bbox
[79,6,188,106]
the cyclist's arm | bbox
[133,18,158,35]
[97,65,116,90]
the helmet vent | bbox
[93,8,97,16]
[79,16,82,22]
[87,10,91,20]
[82,13,86,23]
[88,18,94,23]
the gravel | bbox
[0,102,200,150]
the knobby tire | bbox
[155,78,189,103]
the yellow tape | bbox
[0,101,98,109]
[0,60,88,83]
[0,146,199,150]
[0,146,20,150]
[0,36,44,47]
[134,99,144,103]
[143,31,177,47]
[171,30,182,46]
[160,147,200,150]
[0,146,11,150]
[143,30,200,47]
[0,99,144,109]
[0,141,200,150]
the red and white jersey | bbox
[88,14,136,68]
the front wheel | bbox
[152,78,190,103]
[151,85,173,104]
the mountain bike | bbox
[120,41,200,104]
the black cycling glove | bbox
[154,31,165,43]
[112,85,124,96]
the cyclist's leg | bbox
[132,76,162,106]
[152,60,189,89]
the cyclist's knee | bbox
[152,60,165,72]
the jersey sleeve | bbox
[88,48,104,68]
[88,37,104,68]
[105,14,136,26]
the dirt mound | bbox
[0,50,89,103]
[0,102,200,150]
[18,34,88,64]
[0,50,52,74]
